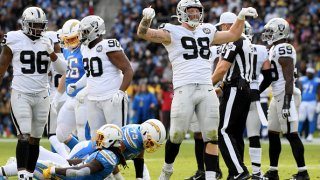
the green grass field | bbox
[0,139,319,179]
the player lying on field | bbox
[0,119,166,180]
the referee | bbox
[212,12,253,180]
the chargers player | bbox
[40,124,126,180]
[75,15,133,136]
[137,1,258,179]
[298,67,320,142]
[0,120,166,180]
[55,19,88,147]
[261,18,309,180]
[0,7,66,179]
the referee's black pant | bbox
[218,85,251,176]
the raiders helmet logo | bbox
[96,45,102,52]
[202,28,211,34]
[90,21,98,29]
[278,24,285,32]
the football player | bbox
[0,7,67,179]
[137,0,258,179]
[261,18,310,180]
[55,19,88,149]
[298,67,320,142]
[45,30,69,158]
[243,21,271,179]
[75,15,133,136]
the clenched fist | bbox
[238,7,258,20]
[143,7,155,20]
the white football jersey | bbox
[269,43,296,96]
[161,23,217,89]
[3,30,51,93]
[81,39,123,100]
[250,44,268,90]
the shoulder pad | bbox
[103,39,123,53]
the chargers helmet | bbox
[140,119,166,153]
[96,124,123,149]
[61,19,81,49]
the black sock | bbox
[26,143,40,172]
[16,140,29,169]
[268,132,281,167]
[165,139,181,164]
[249,136,261,148]
[195,138,204,171]
[204,152,218,172]
[133,158,144,178]
[285,133,306,167]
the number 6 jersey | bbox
[160,23,217,89]
[81,39,123,100]
[269,43,297,96]
[2,30,51,93]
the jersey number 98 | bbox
[181,37,211,60]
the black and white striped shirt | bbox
[221,36,253,84]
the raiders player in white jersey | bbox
[0,7,67,179]
[137,0,258,179]
[185,45,222,180]
[261,18,309,180]
[45,30,69,158]
[77,15,133,135]
[242,22,271,180]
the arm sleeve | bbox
[75,74,87,89]
[259,69,272,93]
[52,53,67,75]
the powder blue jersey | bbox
[67,124,145,161]
[63,47,86,97]
[53,149,119,180]
[299,76,320,101]
[122,124,144,160]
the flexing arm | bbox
[0,45,13,84]
[108,51,133,92]
[137,7,171,44]
[212,7,258,45]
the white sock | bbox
[0,162,18,177]
[205,171,217,180]
[49,135,69,158]
[38,146,69,166]
[143,163,150,180]
[163,163,173,171]
[17,170,29,180]
[114,172,125,180]
[298,166,307,172]
[249,147,261,174]
[270,166,278,171]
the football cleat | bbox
[263,170,279,180]
[252,172,266,180]
[285,171,310,180]
[184,170,205,180]
[159,167,173,180]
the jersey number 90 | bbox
[83,57,103,77]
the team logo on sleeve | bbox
[202,28,211,34]
[96,45,102,52]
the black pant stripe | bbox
[10,106,22,135]
[1,167,6,176]
[121,98,125,126]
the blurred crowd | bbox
[0,0,320,136]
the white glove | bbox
[40,37,54,54]
[238,7,258,20]
[316,102,320,113]
[142,7,155,20]
[76,88,88,104]
[51,92,63,113]
[112,90,128,105]
[67,83,77,94]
